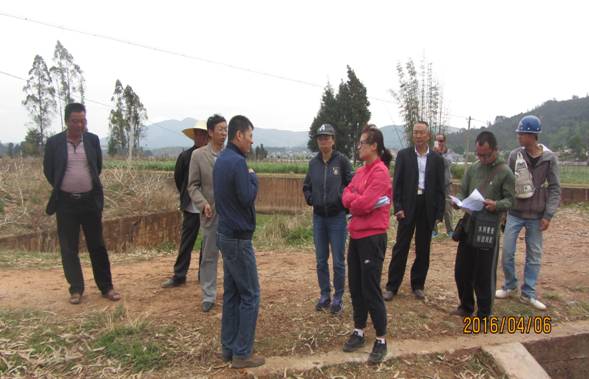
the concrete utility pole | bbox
[464,116,471,174]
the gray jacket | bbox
[507,146,561,220]
[188,143,222,228]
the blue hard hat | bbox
[516,115,542,134]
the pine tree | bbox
[340,66,371,163]
[22,55,56,152]
[50,41,85,130]
[308,84,342,153]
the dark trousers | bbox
[56,196,113,295]
[386,195,434,293]
[454,239,499,317]
[172,211,201,283]
[348,233,387,337]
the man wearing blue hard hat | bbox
[495,115,561,310]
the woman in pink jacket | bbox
[341,125,393,364]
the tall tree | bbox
[22,55,56,151]
[307,66,371,163]
[392,57,444,145]
[308,84,346,153]
[339,66,371,163]
[50,40,85,130]
[107,80,127,156]
[123,84,148,161]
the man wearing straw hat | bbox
[161,120,209,288]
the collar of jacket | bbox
[314,150,340,164]
[363,156,382,171]
[227,142,245,157]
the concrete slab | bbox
[246,319,589,377]
[483,342,550,379]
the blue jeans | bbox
[312,211,347,302]
[217,233,260,359]
[501,214,544,299]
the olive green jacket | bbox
[460,157,515,212]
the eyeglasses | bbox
[357,140,371,147]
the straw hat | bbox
[182,120,208,139]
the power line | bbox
[0,11,402,107]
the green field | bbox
[104,159,589,185]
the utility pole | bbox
[464,116,471,174]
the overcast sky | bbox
[1,0,588,143]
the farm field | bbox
[1,206,588,377]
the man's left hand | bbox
[483,199,497,212]
[540,218,550,231]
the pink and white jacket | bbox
[342,158,392,239]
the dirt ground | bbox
[1,207,589,377]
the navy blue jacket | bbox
[302,150,353,217]
[43,131,104,215]
[213,143,258,239]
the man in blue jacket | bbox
[213,115,264,369]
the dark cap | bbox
[316,123,335,137]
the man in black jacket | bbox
[303,124,353,314]
[161,121,209,288]
[43,102,120,305]
[384,121,445,300]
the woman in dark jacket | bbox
[302,123,353,314]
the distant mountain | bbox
[447,96,589,153]
[100,118,461,154]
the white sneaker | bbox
[495,288,517,299]
[520,295,547,310]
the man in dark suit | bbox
[384,121,445,300]
[43,102,121,305]
[161,120,209,288]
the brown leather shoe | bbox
[102,289,121,301]
[231,354,265,369]
[69,293,82,305]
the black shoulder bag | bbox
[452,164,505,250]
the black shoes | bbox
[383,290,396,301]
[413,289,425,300]
[315,297,331,311]
[202,301,214,312]
[161,278,185,288]
[343,331,366,352]
[450,306,472,317]
[330,299,343,315]
[368,340,387,364]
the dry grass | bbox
[0,157,177,238]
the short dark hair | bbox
[207,114,226,131]
[64,103,86,122]
[416,120,429,128]
[435,133,446,142]
[476,131,498,150]
[228,115,254,141]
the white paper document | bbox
[450,189,485,212]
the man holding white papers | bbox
[451,131,515,318]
